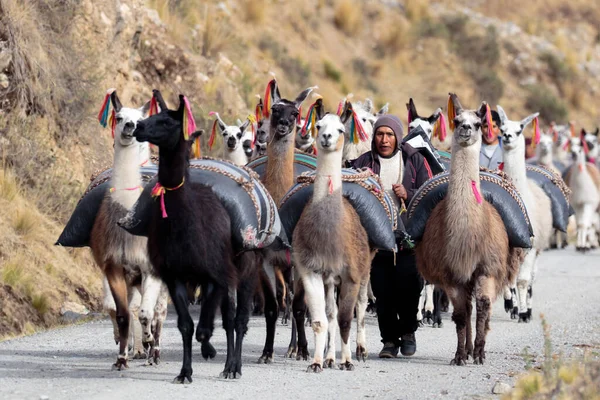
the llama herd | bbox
[57,79,600,384]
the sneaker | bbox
[400,333,417,356]
[378,342,399,358]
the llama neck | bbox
[265,134,295,204]
[111,143,142,209]
[158,144,187,188]
[313,149,343,203]
[447,140,483,209]
[502,141,529,196]
[223,146,248,166]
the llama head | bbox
[449,93,488,148]
[550,124,571,154]
[133,90,201,153]
[496,105,538,151]
[406,98,442,139]
[344,100,376,139]
[255,141,267,156]
[256,118,270,144]
[312,100,350,153]
[211,112,251,152]
[269,82,315,139]
[569,136,585,163]
[110,91,150,148]
[537,132,554,157]
[582,128,599,160]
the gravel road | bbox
[1,248,598,400]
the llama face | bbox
[453,112,483,147]
[497,106,538,151]
[408,111,442,139]
[315,114,345,152]
[115,107,147,147]
[583,129,599,160]
[296,118,315,150]
[270,101,300,138]
[569,137,585,163]
[255,141,267,156]
[256,119,270,143]
[538,134,553,157]
[133,110,181,150]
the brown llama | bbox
[292,107,373,372]
[132,90,259,382]
[415,93,521,365]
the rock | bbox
[492,381,511,394]
[60,301,89,316]
[145,9,164,27]
[0,73,8,89]
[60,311,87,323]
[0,49,11,71]
[100,11,111,26]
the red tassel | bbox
[209,120,217,150]
[485,104,493,140]
[109,109,116,138]
[149,96,159,116]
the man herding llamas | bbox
[351,114,432,358]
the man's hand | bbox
[392,184,407,200]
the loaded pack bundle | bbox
[402,125,447,176]
[526,164,573,232]
[278,168,399,252]
[406,169,534,248]
[57,159,288,253]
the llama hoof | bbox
[220,365,242,379]
[418,320,424,328]
[201,342,217,360]
[339,361,355,371]
[504,299,513,313]
[450,355,466,366]
[172,374,192,384]
[473,356,485,365]
[433,322,443,328]
[296,346,310,361]
[257,352,273,364]
[356,345,368,362]
[286,345,298,359]
[324,358,335,369]
[518,312,531,323]
[132,349,147,360]
[511,307,519,320]
[306,363,323,373]
[112,357,129,371]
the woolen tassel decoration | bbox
[248,114,257,149]
[352,111,368,142]
[108,109,116,138]
[97,88,116,127]
[208,118,218,150]
[182,96,196,141]
[263,79,276,119]
[336,101,344,116]
[148,96,159,116]
[192,136,201,159]
[255,100,262,122]
[471,180,483,204]
[447,95,456,130]
[531,116,541,149]
[301,102,317,138]
[570,122,576,138]
[434,113,447,141]
[485,104,493,140]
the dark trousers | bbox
[370,249,424,346]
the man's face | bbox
[374,127,396,157]
[481,120,501,145]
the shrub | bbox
[323,60,342,82]
[469,66,504,105]
[525,84,568,124]
[240,0,266,23]
[333,0,362,36]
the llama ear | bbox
[496,105,508,126]
[270,81,281,104]
[581,128,587,136]
[476,102,488,120]
[191,130,203,140]
[239,119,251,133]
[153,89,169,112]
[364,98,374,113]
[448,93,463,115]
[406,98,420,120]
[377,103,389,116]
[594,127,599,136]
[428,108,442,124]
[111,91,123,112]
[340,101,354,125]
[294,86,317,108]
[211,112,227,132]
[314,98,325,121]
[140,101,151,116]
[520,112,539,129]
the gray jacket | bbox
[479,144,503,170]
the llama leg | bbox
[517,251,535,323]
[355,277,369,362]
[503,286,512,313]
[196,282,219,360]
[337,278,360,371]
[433,286,443,328]
[301,270,327,372]
[448,289,468,366]
[424,284,434,325]
[525,254,540,321]
[324,280,338,368]
[465,293,473,359]
[128,284,146,359]
[473,276,495,364]
[366,280,376,314]
[293,272,310,361]
[219,285,237,379]
[417,285,425,327]
[139,273,163,352]
[167,279,195,384]
[102,277,119,345]
[105,262,130,370]
[148,286,168,365]
[259,262,279,363]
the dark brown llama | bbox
[131,90,259,382]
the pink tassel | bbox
[336,101,344,116]
[328,176,333,195]
[183,96,197,140]
[471,180,482,204]
[438,113,447,141]
[407,109,412,127]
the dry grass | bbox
[333,0,362,36]
[240,0,266,23]
[0,169,18,201]
[12,207,37,236]
[404,0,429,22]
[1,256,26,288]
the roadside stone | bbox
[492,381,511,394]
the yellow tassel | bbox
[447,95,456,130]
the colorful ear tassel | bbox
[350,110,368,143]
[182,96,196,141]
[148,96,159,116]
[433,113,447,141]
[301,101,318,138]
[531,116,541,149]
[263,79,276,119]
[447,95,456,130]
[336,100,344,116]
[208,111,218,150]
[484,104,493,140]
[247,114,256,149]
[98,88,117,138]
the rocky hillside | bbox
[0,0,598,337]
